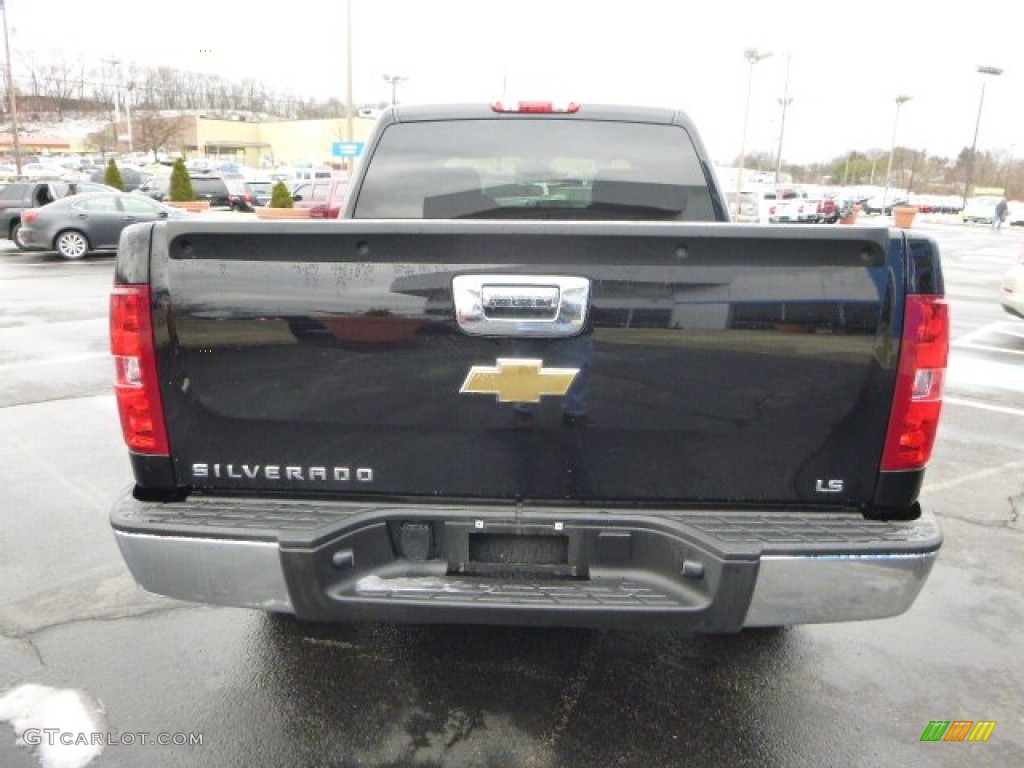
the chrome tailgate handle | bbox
[453,275,590,337]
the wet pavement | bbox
[1,221,1022,767]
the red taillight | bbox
[23,208,39,224]
[491,101,581,114]
[110,285,169,455]
[881,295,949,471]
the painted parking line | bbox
[952,321,1024,356]
[0,352,108,371]
[952,321,1017,346]
[0,259,112,268]
[924,455,1024,492]
[954,342,1024,357]
[990,323,1024,339]
[945,396,1024,418]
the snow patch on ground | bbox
[0,684,105,768]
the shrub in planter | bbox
[256,181,311,218]
[270,180,294,208]
[169,158,194,202]
[104,159,125,191]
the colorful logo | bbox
[920,721,996,742]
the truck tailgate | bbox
[153,220,900,508]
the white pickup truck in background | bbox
[758,187,822,224]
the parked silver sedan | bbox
[18,192,188,259]
[1002,252,1024,319]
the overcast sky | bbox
[7,0,1023,165]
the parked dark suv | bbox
[227,180,274,212]
[1,180,118,248]
[189,176,232,209]
[133,175,231,209]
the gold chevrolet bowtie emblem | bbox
[460,358,579,403]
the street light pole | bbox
[1004,143,1015,196]
[962,65,1003,210]
[774,54,792,185]
[1,1,22,174]
[382,74,407,106]
[345,0,353,145]
[882,95,911,213]
[774,97,792,184]
[125,82,134,154]
[103,58,123,154]
[735,47,771,217]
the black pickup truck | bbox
[108,103,947,631]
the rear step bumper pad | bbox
[110,490,942,629]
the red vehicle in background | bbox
[817,195,840,224]
[292,177,349,218]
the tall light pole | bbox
[382,74,407,106]
[735,47,771,216]
[962,65,1003,210]
[1004,143,1015,196]
[882,95,912,213]
[103,58,123,154]
[1,0,21,174]
[774,97,793,184]
[774,54,792,185]
[345,0,353,145]
[124,81,134,154]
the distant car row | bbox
[18,191,189,259]
[735,185,1024,224]
[736,187,842,224]
[135,175,347,215]
[0,173,351,259]
[7,176,1008,263]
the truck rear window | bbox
[352,120,718,221]
[0,183,30,200]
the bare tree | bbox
[84,128,116,157]
[135,111,190,162]
[243,80,269,114]
[21,52,45,102]
[41,56,83,120]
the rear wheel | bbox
[55,230,90,260]
[10,220,26,249]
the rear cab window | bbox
[0,183,29,201]
[352,119,717,221]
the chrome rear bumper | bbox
[111,490,941,629]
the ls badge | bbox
[816,479,845,494]
[460,358,579,403]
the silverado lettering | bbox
[108,102,946,631]
[190,464,372,482]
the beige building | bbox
[24,113,380,168]
[1,113,380,168]
[182,115,378,168]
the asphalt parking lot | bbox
[0,219,1022,767]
